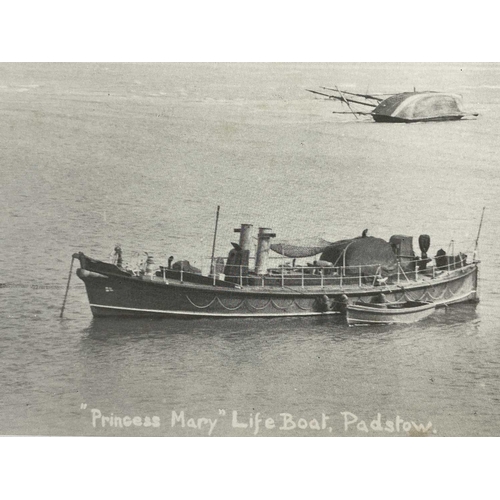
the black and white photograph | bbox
[0,3,498,497]
[1,61,496,439]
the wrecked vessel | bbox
[306,87,479,123]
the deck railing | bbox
[204,253,472,289]
[141,246,474,288]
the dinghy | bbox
[346,298,436,326]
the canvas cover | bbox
[372,92,464,121]
[172,260,201,274]
[270,237,333,258]
[319,236,398,276]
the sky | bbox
[1,1,496,62]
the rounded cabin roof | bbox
[320,237,397,275]
[372,92,465,121]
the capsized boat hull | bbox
[74,253,479,319]
[346,301,436,326]
[370,92,471,123]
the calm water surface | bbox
[1,63,499,436]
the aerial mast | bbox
[473,206,486,260]
[210,205,221,277]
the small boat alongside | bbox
[69,213,481,320]
[345,297,436,326]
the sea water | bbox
[1,63,499,436]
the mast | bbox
[321,86,383,102]
[306,89,375,108]
[336,86,360,119]
[473,206,486,259]
[210,205,220,276]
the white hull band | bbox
[90,303,340,318]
